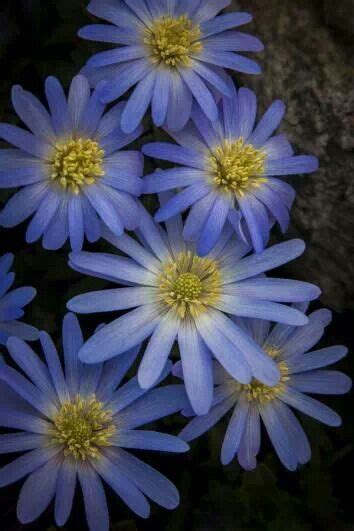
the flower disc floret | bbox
[144,15,202,67]
[210,139,267,196]
[158,251,221,319]
[51,395,115,460]
[51,138,105,195]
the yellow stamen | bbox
[50,138,105,195]
[158,251,222,319]
[144,15,203,67]
[239,346,289,403]
[50,396,115,461]
[209,138,267,197]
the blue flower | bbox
[67,202,320,416]
[0,313,188,529]
[0,253,38,345]
[0,75,144,251]
[177,307,351,470]
[79,0,263,133]
[143,83,319,255]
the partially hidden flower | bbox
[0,313,188,529]
[79,0,263,133]
[177,307,351,470]
[0,75,144,251]
[67,202,321,416]
[0,253,38,344]
[143,83,318,255]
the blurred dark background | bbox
[0,0,353,529]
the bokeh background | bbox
[0,1,353,529]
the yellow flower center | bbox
[241,347,289,403]
[209,139,267,196]
[50,138,105,195]
[158,251,221,319]
[51,396,115,461]
[144,15,203,67]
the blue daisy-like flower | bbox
[177,307,351,470]
[0,313,188,529]
[67,199,320,416]
[0,253,38,345]
[143,83,319,255]
[0,75,144,251]
[79,0,263,133]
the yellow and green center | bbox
[240,347,289,403]
[158,251,221,319]
[209,139,267,196]
[51,396,115,461]
[144,15,203,67]
[50,138,105,195]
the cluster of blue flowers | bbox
[0,1,350,530]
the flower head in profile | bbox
[79,0,263,133]
[143,84,318,255]
[178,307,351,470]
[0,75,144,251]
[0,313,188,530]
[68,201,320,416]
[0,253,38,345]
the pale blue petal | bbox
[0,124,51,158]
[263,134,294,160]
[78,462,109,531]
[200,13,252,37]
[17,455,61,524]
[79,24,138,45]
[0,180,47,229]
[197,195,230,256]
[68,75,91,132]
[91,454,150,518]
[199,50,261,75]
[138,311,180,389]
[225,239,305,283]
[25,191,61,243]
[178,67,218,122]
[11,85,56,144]
[42,199,69,250]
[100,59,152,104]
[249,100,286,147]
[179,396,236,442]
[265,156,319,176]
[178,321,213,415]
[6,337,57,403]
[121,71,156,133]
[194,1,232,24]
[226,278,320,303]
[279,387,341,427]
[152,69,171,126]
[289,370,351,395]
[155,183,210,221]
[78,305,160,363]
[112,430,188,453]
[117,385,188,430]
[39,331,70,403]
[0,446,61,488]
[0,432,47,454]
[105,447,179,509]
[68,251,155,286]
[195,312,252,383]
[221,396,249,465]
[144,168,205,193]
[55,458,77,526]
[68,197,84,252]
[143,141,206,169]
[259,402,298,470]
[62,312,83,397]
[166,72,193,131]
[237,404,260,470]
[288,346,348,373]
[45,76,72,136]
